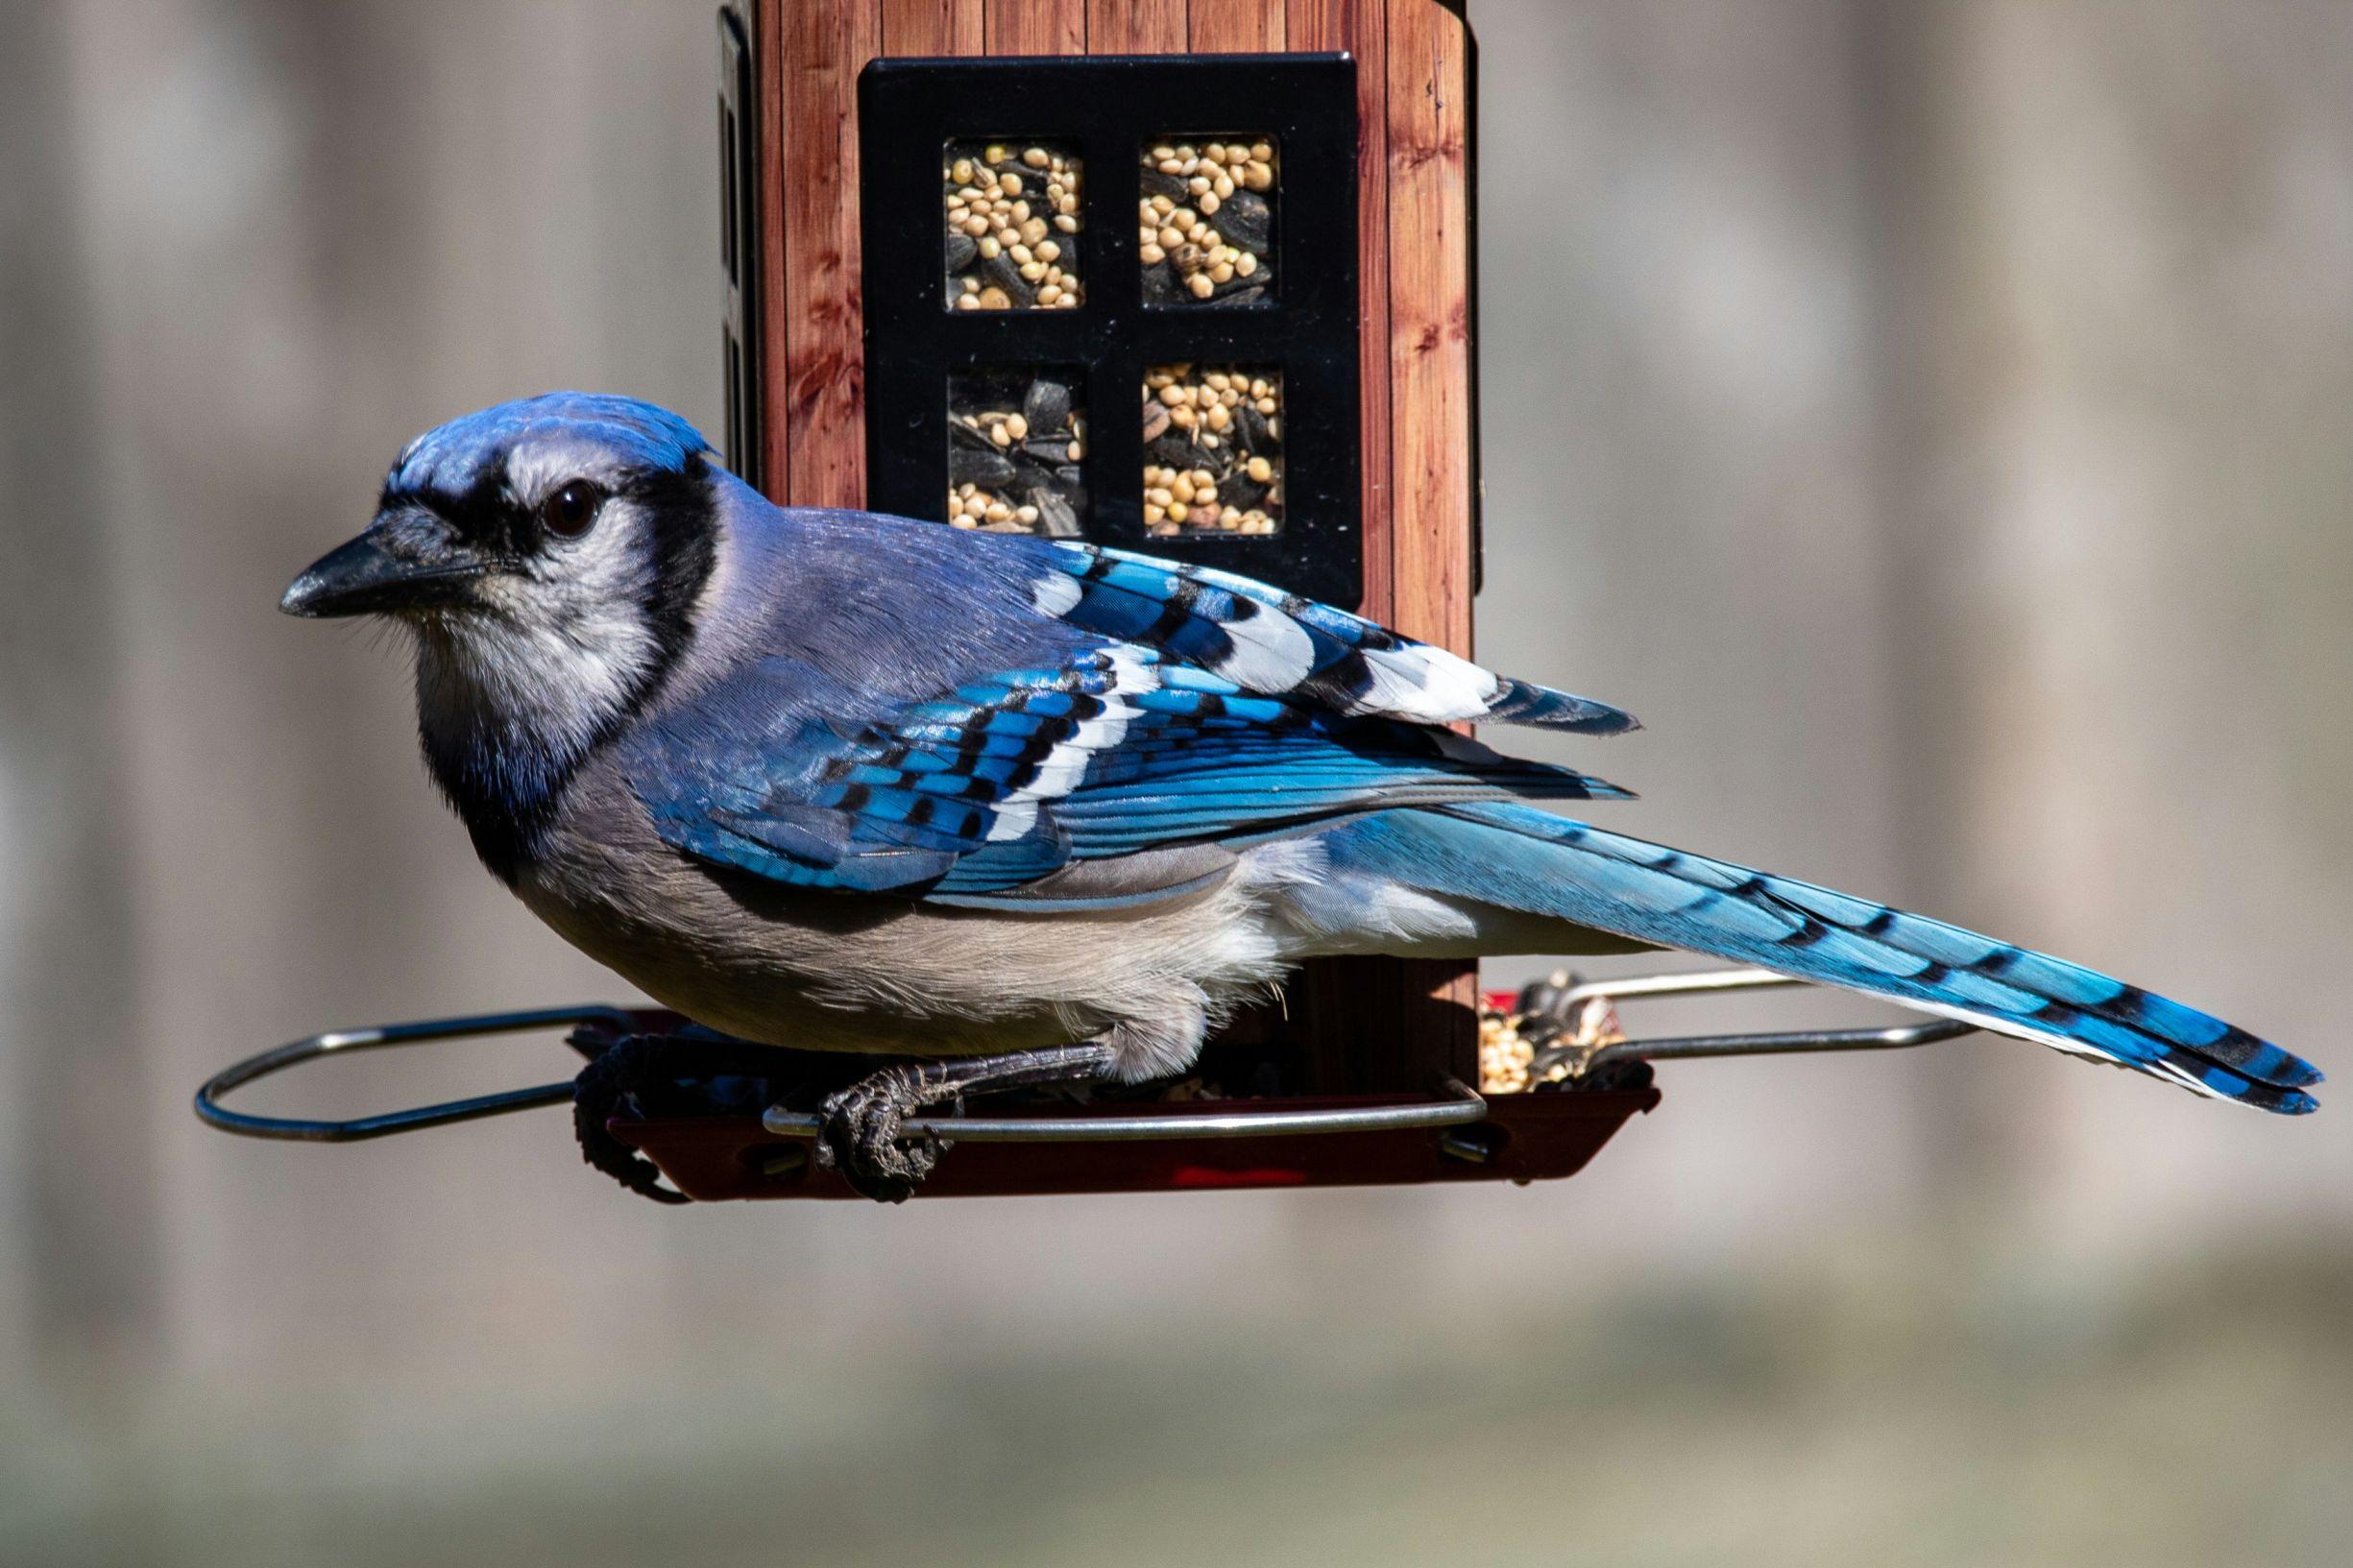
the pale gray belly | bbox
[509,767,1293,1071]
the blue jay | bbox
[281,393,2320,1197]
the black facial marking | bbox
[629,453,720,674]
[388,451,523,561]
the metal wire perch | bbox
[191,966,1981,1203]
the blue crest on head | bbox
[387,392,713,497]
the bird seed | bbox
[1139,137,1275,309]
[946,370,1086,536]
[944,141,1083,311]
[1140,364,1281,536]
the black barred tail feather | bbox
[1326,803,2320,1113]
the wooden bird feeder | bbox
[194,2,1979,1202]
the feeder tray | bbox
[193,969,1976,1202]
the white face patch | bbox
[411,488,669,763]
[500,439,641,511]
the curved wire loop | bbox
[193,1006,638,1142]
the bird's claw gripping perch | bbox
[813,1040,1124,1201]
[572,1033,695,1205]
[815,1065,948,1202]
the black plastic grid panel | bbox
[859,53,1363,609]
[717,6,761,490]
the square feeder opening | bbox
[947,368,1087,535]
[1140,136,1276,308]
[1143,364,1282,536]
[943,140,1083,311]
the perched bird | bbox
[282,393,2320,1197]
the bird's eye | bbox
[539,480,605,539]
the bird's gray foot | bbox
[815,1040,1121,1202]
[817,1065,940,1202]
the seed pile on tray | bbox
[944,141,1083,310]
[1139,137,1275,307]
[1478,1009,1540,1095]
[1141,364,1281,536]
[946,371,1086,536]
[1477,975,1626,1094]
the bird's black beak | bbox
[279,514,487,619]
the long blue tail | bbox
[1324,802,2320,1113]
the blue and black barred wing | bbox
[1014,540,1638,734]
[1326,802,2322,1114]
[626,644,1630,904]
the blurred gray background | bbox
[5,2,2350,1563]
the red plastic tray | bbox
[611,1083,1660,1201]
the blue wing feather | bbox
[618,507,1644,898]
[1022,540,1640,734]
[625,632,1631,902]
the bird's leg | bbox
[816,1039,1119,1202]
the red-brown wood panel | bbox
[1087,0,1185,53]
[985,0,1085,54]
[1384,0,1470,657]
[1188,0,1282,51]
[883,0,983,55]
[1384,0,1477,1076]
[1294,0,1474,1094]
[770,0,883,509]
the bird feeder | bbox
[195,1,1981,1202]
[717,0,1491,1108]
